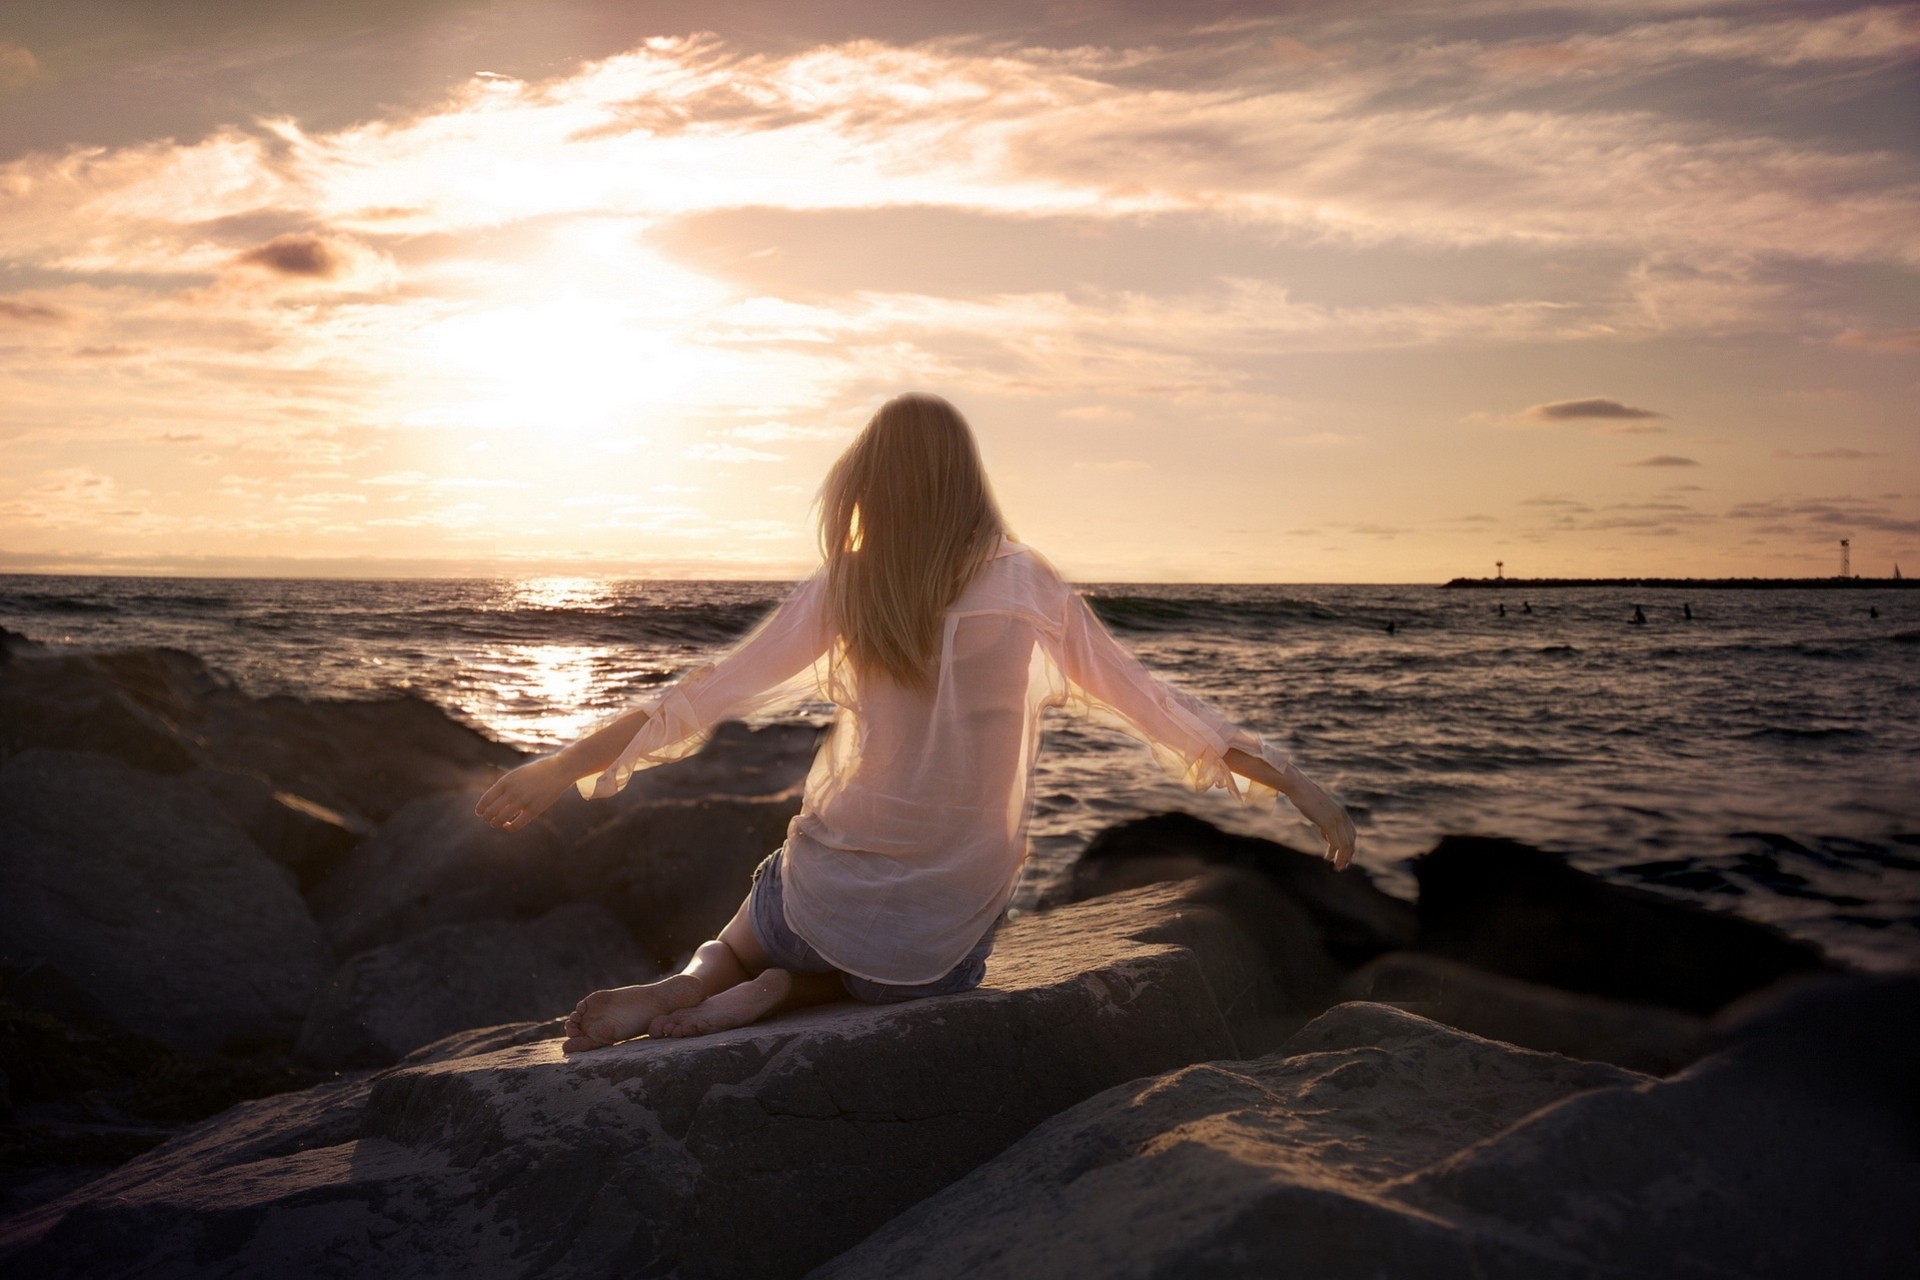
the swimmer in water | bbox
[1522,601,1533,615]
[1631,605,1647,625]
[1497,602,1506,617]
[1683,602,1693,620]
[1870,606,1880,619]
[1385,620,1397,635]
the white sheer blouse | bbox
[580,536,1294,984]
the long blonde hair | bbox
[817,393,1008,693]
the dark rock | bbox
[307,791,570,957]
[295,904,657,1069]
[0,652,197,774]
[0,751,332,1055]
[182,766,364,890]
[1413,835,1830,1014]
[563,792,804,967]
[1339,950,1708,1074]
[811,1003,1642,1280]
[813,984,1920,1280]
[1051,812,1417,969]
[0,640,522,828]
[0,881,1255,1280]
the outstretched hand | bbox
[474,756,573,832]
[1285,770,1358,870]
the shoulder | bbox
[953,538,1072,629]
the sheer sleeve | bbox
[579,569,835,800]
[1045,584,1293,808]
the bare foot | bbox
[562,974,703,1053]
[656,969,795,1039]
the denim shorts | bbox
[746,846,1000,1005]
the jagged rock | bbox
[1338,950,1708,1074]
[0,751,332,1055]
[307,791,571,957]
[563,792,805,967]
[0,881,1256,1280]
[813,980,1920,1280]
[1414,835,1831,1013]
[182,766,364,891]
[295,904,657,1069]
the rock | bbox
[1413,835,1831,1014]
[1043,813,1418,1048]
[0,651,197,774]
[182,766,364,891]
[540,719,819,845]
[0,640,523,828]
[306,791,570,958]
[812,1002,1642,1280]
[563,792,805,967]
[1049,813,1417,970]
[813,982,1920,1280]
[0,750,333,1055]
[295,904,657,1069]
[0,880,1259,1280]
[1338,950,1709,1074]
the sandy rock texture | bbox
[815,977,1920,1280]
[0,881,1257,1280]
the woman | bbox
[476,393,1356,1052]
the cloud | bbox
[1833,327,1920,353]
[1773,447,1883,460]
[684,442,785,463]
[1523,397,1667,422]
[236,233,348,278]
[1625,455,1700,467]
[0,42,35,91]
[0,297,68,324]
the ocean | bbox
[4,573,1916,972]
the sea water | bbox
[4,573,1915,970]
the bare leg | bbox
[656,968,846,1038]
[562,896,776,1054]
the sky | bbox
[0,0,1915,583]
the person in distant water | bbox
[1521,601,1533,615]
[1870,606,1880,619]
[1384,620,1396,635]
[1497,602,1506,617]
[475,393,1358,1051]
[1683,602,1693,621]
[1631,605,1648,626]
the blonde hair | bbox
[817,393,1008,693]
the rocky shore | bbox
[2,627,1914,1277]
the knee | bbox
[698,937,755,977]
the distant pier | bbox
[1442,576,1915,590]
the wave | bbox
[0,593,119,614]
[1085,593,1338,633]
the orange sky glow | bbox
[1,1,1916,582]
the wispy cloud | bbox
[1523,397,1667,422]
[1625,454,1701,467]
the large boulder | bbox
[813,979,1920,1279]
[0,640,524,827]
[1043,812,1418,1047]
[0,751,333,1054]
[182,766,364,891]
[306,791,571,958]
[1338,950,1708,1074]
[0,881,1259,1280]
[1413,836,1832,1013]
[562,792,805,967]
[295,904,658,1069]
